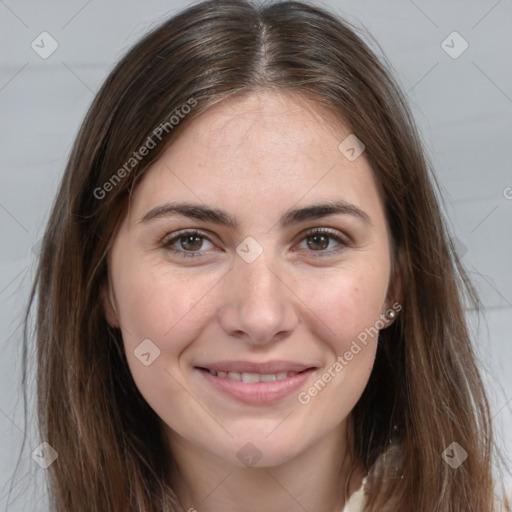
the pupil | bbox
[182,235,202,251]
[308,234,328,250]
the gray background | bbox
[1,0,511,509]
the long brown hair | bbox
[20,0,509,510]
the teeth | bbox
[207,369,299,383]
[242,372,260,383]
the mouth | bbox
[201,368,308,382]
[194,361,318,404]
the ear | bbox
[381,246,405,327]
[101,277,120,328]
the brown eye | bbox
[306,233,330,251]
[179,234,204,251]
[161,230,215,257]
[297,228,348,255]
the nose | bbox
[217,250,299,346]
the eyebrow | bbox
[139,200,372,228]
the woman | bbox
[23,0,509,510]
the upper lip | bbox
[195,360,317,374]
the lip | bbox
[194,361,318,404]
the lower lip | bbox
[197,368,316,404]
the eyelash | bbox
[159,228,349,259]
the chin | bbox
[214,432,307,469]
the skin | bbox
[105,90,399,512]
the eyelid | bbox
[161,228,213,244]
[300,226,349,243]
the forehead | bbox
[174,91,350,173]
[126,90,383,226]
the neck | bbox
[166,419,365,512]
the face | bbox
[106,91,397,469]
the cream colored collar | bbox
[340,476,367,512]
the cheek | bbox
[113,251,214,340]
[298,262,389,351]
[294,263,389,413]
[293,270,386,417]
[111,264,219,418]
